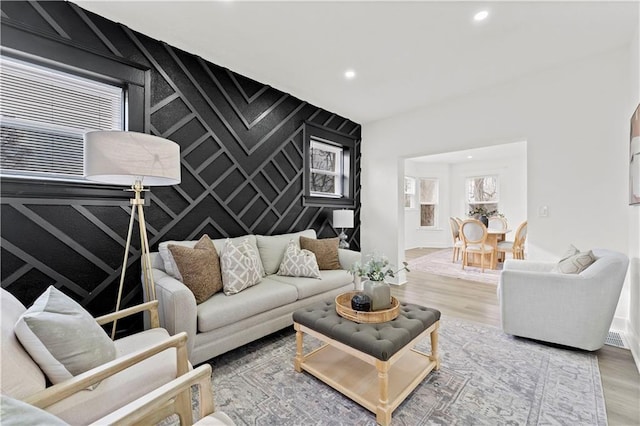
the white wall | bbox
[362,47,632,325]
[404,146,527,250]
[627,22,640,371]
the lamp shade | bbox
[333,209,354,229]
[84,131,181,186]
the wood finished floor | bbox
[394,248,640,426]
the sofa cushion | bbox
[277,240,321,279]
[0,289,46,399]
[197,278,298,332]
[256,229,316,275]
[168,235,222,303]
[299,236,341,270]
[220,238,263,295]
[14,286,116,386]
[269,270,353,299]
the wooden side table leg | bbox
[294,323,303,373]
[375,360,391,426]
[430,321,441,370]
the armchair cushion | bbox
[0,395,67,426]
[168,235,223,303]
[14,286,116,385]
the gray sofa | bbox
[149,229,360,365]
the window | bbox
[419,178,438,227]
[303,122,357,207]
[310,140,343,197]
[404,177,416,208]
[466,175,499,214]
[0,55,124,182]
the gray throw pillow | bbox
[553,245,597,274]
[220,238,263,295]
[277,240,321,279]
[14,286,116,385]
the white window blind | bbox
[0,55,124,181]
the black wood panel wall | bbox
[0,1,361,321]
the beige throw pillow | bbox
[553,244,597,274]
[299,236,341,270]
[220,238,263,295]
[14,286,116,386]
[277,240,321,279]
[168,235,222,303]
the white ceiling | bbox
[75,0,639,124]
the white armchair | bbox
[498,248,629,350]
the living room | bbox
[1,1,639,425]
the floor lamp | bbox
[84,130,181,338]
[333,209,354,249]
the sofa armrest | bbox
[503,259,556,273]
[153,268,197,358]
[338,249,361,271]
[24,332,189,410]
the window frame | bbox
[418,177,439,228]
[309,139,344,198]
[404,176,416,209]
[0,20,150,199]
[303,121,356,208]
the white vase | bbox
[353,275,363,291]
[363,279,391,311]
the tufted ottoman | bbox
[292,300,440,425]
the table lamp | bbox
[333,209,354,249]
[84,130,181,337]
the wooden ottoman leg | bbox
[294,323,303,373]
[375,359,392,426]
[430,321,441,370]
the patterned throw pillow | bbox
[553,244,597,274]
[168,235,222,303]
[277,240,321,279]
[220,238,263,295]
[299,236,341,270]
[14,286,116,386]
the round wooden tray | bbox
[335,291,400,323]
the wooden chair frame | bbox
[460,219,494,272]
[449,217,463,262]
[23,301,191,420]
[497,220,528,260]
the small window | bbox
[404,177,416,208]
[419,178,438,227]
[303,122,356,207]
[310,140,343,197]
[0,55,124,182]
[466,175,499,215]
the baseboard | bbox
[624,320,640,374]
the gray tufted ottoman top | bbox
[293,301,440,361]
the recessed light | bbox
[344,69,356,80]
[473,10,489,22]
[467,155,473,159]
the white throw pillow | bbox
[277,240,321,279]
[0,395,68,426]
[14,286,116,385]
[220,238,263,295]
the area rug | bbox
[206,317,606,425]
[409,249,502,285]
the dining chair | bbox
[496,220,528,260]
[449,217,464,262]
[488,216,508,231]
[460,219,494,272]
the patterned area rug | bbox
[409,248,502,285]
[206,317,606,425]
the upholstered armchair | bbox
[498,248,629,350]
[1,287,190,424]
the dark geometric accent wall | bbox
[0,1,361,324]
